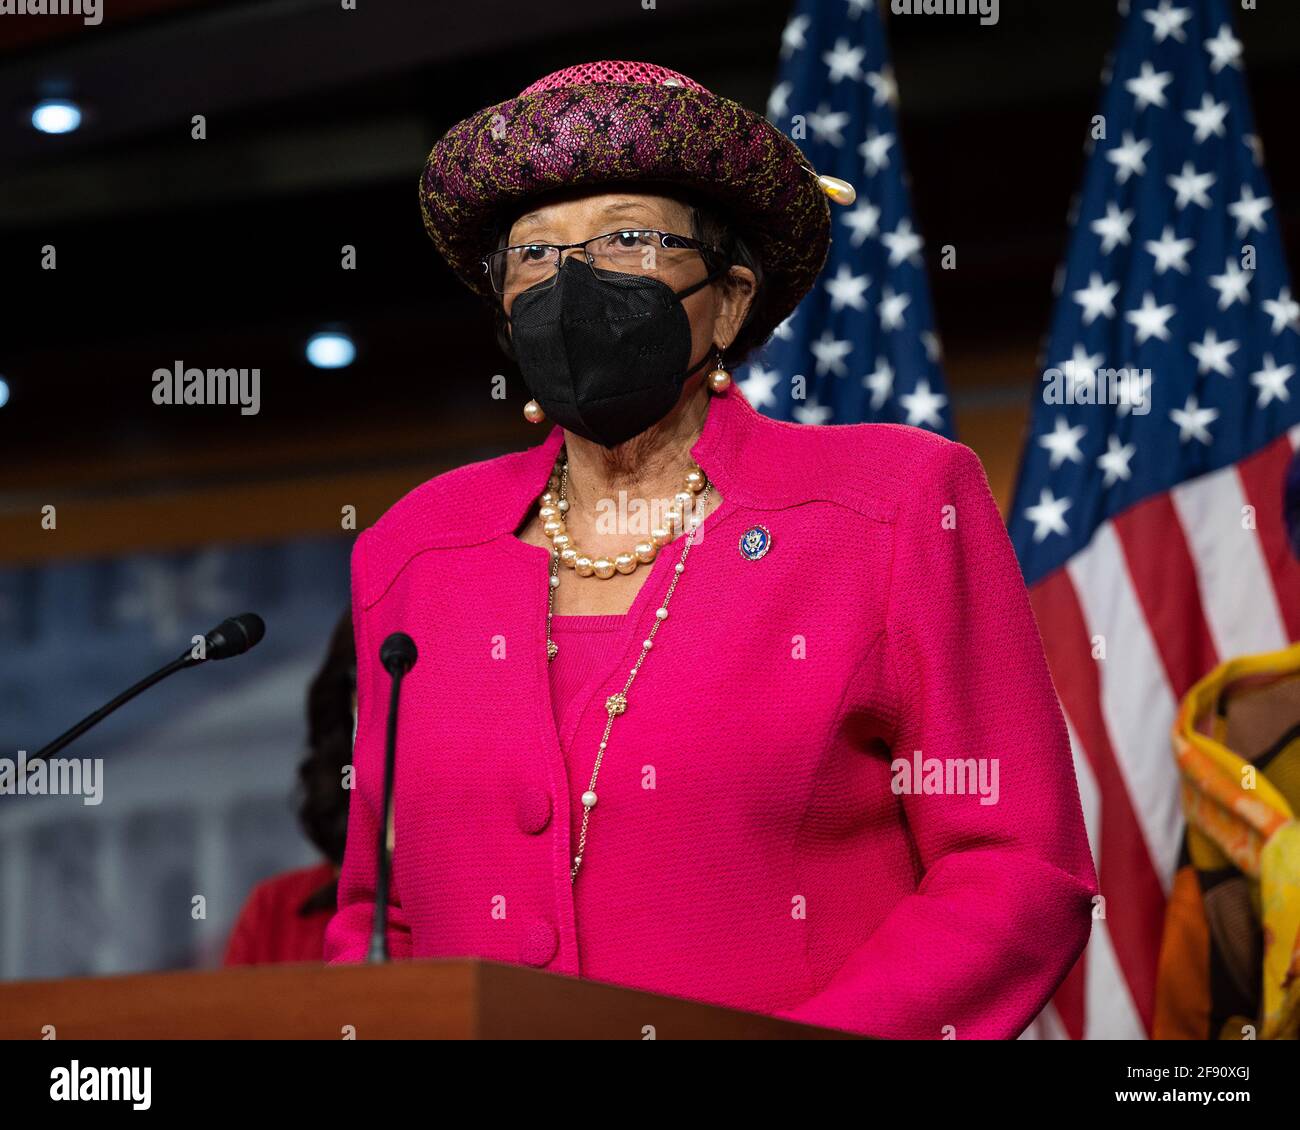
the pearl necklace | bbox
[543,454,713,883]
[539,460,708,580]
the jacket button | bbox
[516,783,552,834]
[519,919,558,967]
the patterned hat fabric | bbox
[419,60,833,349]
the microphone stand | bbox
[30,653,198,764]
[369,632,417,964]
[27,614,264,764]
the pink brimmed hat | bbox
[419,60,840,350]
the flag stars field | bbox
[1208,258,1251,310]
[1126,61,1173,111]
[739,0,951,433]
[881,219,923,267]
[1204,24,1243,73]
[878,287,910,331]
[1262,289,1299,335]
[1183,93,1228,143]
[810,329,853,378]
[859,128,894,174]
[807,103,850,147]
[841,200,881,246]
[865,65,897,108]
[766,81,791,122]
[1126,292,1176,344]
[1024,489,1072,543]
[822,38,866,84]
[792,397,833,425]
[1189,329,1238,377]
[1107,131,1151,183]
[897,380,947,429]
[1170,395,1219,444]
[1117,370,1151,416]
[1250,355,1295,407]
[1168,162,1215,210]
[1228,185,1271,237]
[823,264,871,312]
[1074,272,1121,324]
[1144,225,1194,274]
[863,357,893,409]
[1143,0,1192,44]
[1097,436,1137,487]
[1092,203,1134,253]
[1061,343,1104,384]
[1039,417,1088,470]
[780,13,809,58]
[738,365,780,411]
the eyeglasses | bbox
[482,229,722,297]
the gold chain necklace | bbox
[542,454,712,883]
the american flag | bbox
[739,0,953,435]
[1009,0,1300,1039]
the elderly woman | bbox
[325,60,1097,1039]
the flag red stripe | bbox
[1112,494,1220,698]
[1030,568,1166,1034]
[1052,946,1088,1040]
[1236,435,1300,643]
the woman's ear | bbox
[714,265,757,353]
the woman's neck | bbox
[561,381,711,520]
[533,380,720,616]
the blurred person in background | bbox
[224,612,355,966]
[1154,454,1300,1040]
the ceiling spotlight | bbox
[31,98,83,135]
[0,378,9,408]
[305,331,356,370]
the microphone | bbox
[203,613,266,660]
[379,631,417,676]
[370,631,418,964]
[28,612,267,764]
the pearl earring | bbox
[707,351,732,393]
[523,399,546,424]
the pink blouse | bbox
[547,613,628,832]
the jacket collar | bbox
[360,384,787,605]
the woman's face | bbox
[504,190,755,365]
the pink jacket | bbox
[325,384,1097,1039]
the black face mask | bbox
[507,257,720,448]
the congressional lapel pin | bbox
[738,525,772,561]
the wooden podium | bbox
[0,959,858,1039]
